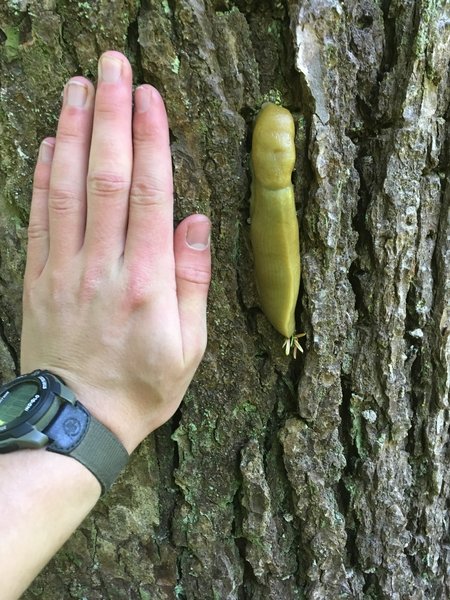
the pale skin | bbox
[0,51,211,599]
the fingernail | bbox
[99,55,123,83]
[135,86,152,113]
[66,81,88,107]
[39,140,55,163]
[186,220,211,250]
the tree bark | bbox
[1,0,449,598]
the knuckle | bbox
[33,168,50,192]
[27,221,47,241]
[48,188,80,215]
[42,268,72,307]
[88,171,130,197]
[57,125,83,144]
[124,271,151,308]
[57,108,90,143]
[122,266,172,310]
[94,95,123,118]
[32,179,49,194]
[130,177,169,207]
[133,121,166,143]
[78,264,104,302]
[48,269,65,292]
[175,264,211,286]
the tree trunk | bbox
[1,0,449,598]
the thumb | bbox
[174,215,211,366]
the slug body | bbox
[250,103,300,340]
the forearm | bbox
[0,449,100,600]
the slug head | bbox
[251,103,295,190]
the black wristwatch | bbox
[0,370,129,494]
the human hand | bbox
[21,51,212,453]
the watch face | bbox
[0,382,41,426]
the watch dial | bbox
[0,382,40,426]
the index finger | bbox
[123,85,175,286]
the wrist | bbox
[60,378,174,453]
[1,370,129,494]
[72,390,141,454]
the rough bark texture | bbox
[1,0,449,598]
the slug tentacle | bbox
[250,103,302,356]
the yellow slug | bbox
[250,103,302,356]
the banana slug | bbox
[250,103,303,356]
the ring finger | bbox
[47,76,95,267]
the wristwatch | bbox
[0,370,129,494]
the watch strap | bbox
[45,402,129,495]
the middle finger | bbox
[83,51,133,262]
